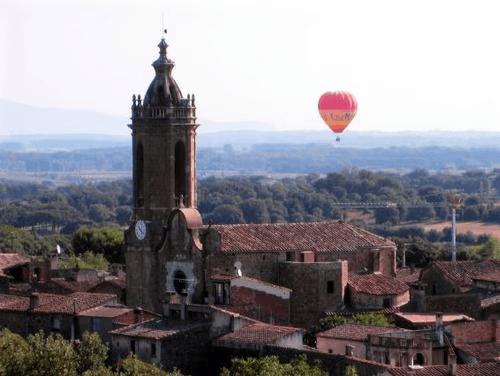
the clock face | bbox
[135,220,146,240]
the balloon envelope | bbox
[318,91,357,133]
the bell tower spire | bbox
[130,35,199,223]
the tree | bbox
[468,236,500,259]
[75,332,108,374]
[207,204,245,224]
[220,354,327,376]
[116,355,183,376]
[72,226,124,263]
[26,331,78,376]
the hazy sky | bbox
[1,0,499,136]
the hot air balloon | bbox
[318,91,357,141]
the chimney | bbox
[448,351,457,376]
[30,293,40,309]
[134,307,144,323]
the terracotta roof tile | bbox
[473,270,500,283]
[481,294,500,308]
[395,267,422,285]
[33,292,117,314]
[316,324,402,341]
[215,322,301,345]
[0,292,116,314]
[431,260,500,289]
[112,310,160,326]
[208,221,394,253]
[77,304,132,318]
[455,342,500,362]
[385,362,500,376]
[110,319,208,340]
[0,253,30,271]
[349,273,409,296]
[393,312,474,326]
[0,294,29,311]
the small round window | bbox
[173,270,188,296]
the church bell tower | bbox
[125,36,201,311]
[131,37,198,219]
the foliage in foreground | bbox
[0,329,182,376]
[220,354,327,376]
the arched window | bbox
[135,142,144,207]
[175,141,186,203]
[413,353,425,366]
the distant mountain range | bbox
[2,98,500,152]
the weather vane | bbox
[161,12,167,38]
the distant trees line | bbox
[3,144,500,174]
[3,167,500,266]
[1,168,500,233]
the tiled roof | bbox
[348,273,409,296]
[33,292,117,314]
[112,310,160,326]
[430,259,500,289]
[395,267,422,285]
[209,273,239,282]
[473,270,500,283]
[456,342,500,362]
[393,312,474,326]
[0,292,116,314]
[207,221,395,253]
[386,362,500,376]
[39,278,99,293]
[77,304,132,318]
[316,324,402,341]
[110,319,208,340]
[481,294,500,308]
[215,322,301,345]
[0,294,29,311]
[0,253,30,271]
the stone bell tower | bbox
[131,37,198,220]
[125,35,201,311]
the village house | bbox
[418,259,500,318]
[0,291,117,339]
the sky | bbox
[1,0,499,136]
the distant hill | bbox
[2,99,500,179]
[3,99,500,151]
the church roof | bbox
[207,221,395,253]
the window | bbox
[92,318,101,331]
[327,281,335,294]
[151,343,157,357]
[286,252,293,261]
[383,297,392,308]
[130,340,136,354]
[52,317,61,330]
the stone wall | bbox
[449,320,500,344]
[229,283,290,324]
[279,260,348,325]
[426,293,481,318]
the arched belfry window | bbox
[175,141,186,203]
[135,142,144,207]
